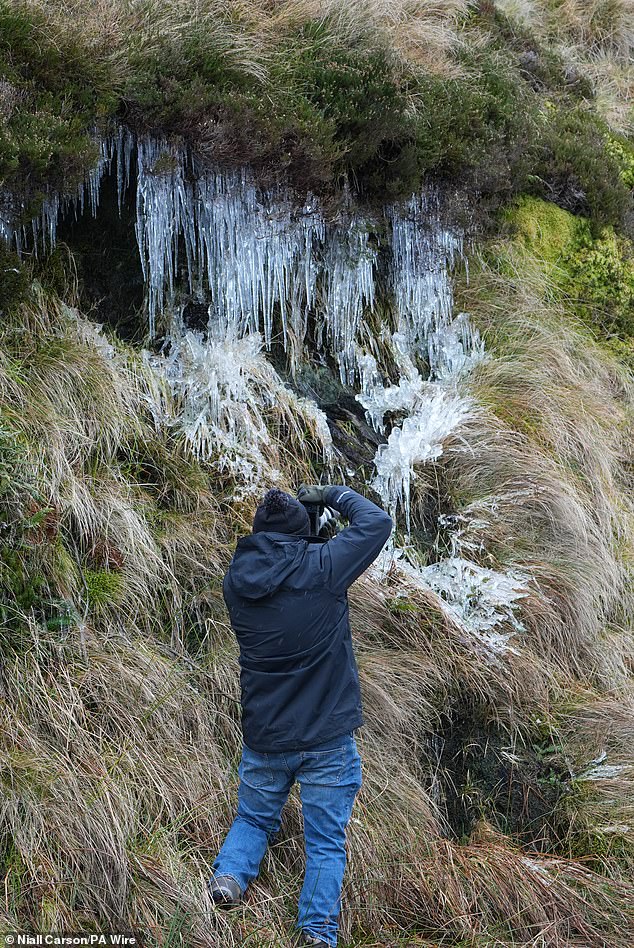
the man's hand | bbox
[297,484,331,506]
[318,506,340,539]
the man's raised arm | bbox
[300,484,393,594]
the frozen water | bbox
[369,548,530,656]
[420,557,528,642]
[430,312,485,381]
[573,751,631,784]
[3,135,116,256]
[438,489,538,558]
[1,126,475,389]
[390,192,476,377]
[578,763,628,781]
[370,389,473,533]
[2,126,549,662]
[320,223,377,385]
[357,372,425,434]
[128,131,468,385]
[393,551,529,655]
[143,317,333,496]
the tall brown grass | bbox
[0,262,633,944]
[496,0,634,133]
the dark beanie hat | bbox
[252,488,310,536]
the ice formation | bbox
[397,553,529,655]
[370,390,473,533]
[1,126,524,652]
[2,127,478,389]
[575,750,631,783]
[143,319,333,494]
[130,133,384,379]
[127,132,475,387]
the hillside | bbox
[0,2,633,946]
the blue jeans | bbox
[212,733,362,947]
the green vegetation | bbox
[502,194,634,349]
[0,0,631,226]
[0,3,114,195]
[83,568,122,609]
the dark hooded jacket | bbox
[222,486,393,752]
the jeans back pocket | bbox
[239,745,275,788]
[299,745,347,786]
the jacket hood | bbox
[224,532,310,600]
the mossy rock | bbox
[566,226,634,337]
[504,194,589,266]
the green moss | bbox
[605,133,634,189]
[0,548,45,612]
[504,195,588,266]
[564,226,634,337]
[83,568,122,608]
[505,195,634,342]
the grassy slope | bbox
[0,1,633,946]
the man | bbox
[208,483,393,947]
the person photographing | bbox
[209,483,393,947]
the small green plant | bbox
[605,133,634,189]
[83,568,123,608]
[526,105,632,229]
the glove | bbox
[318,506,340,540]
[297,484,331,506]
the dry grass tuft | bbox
[265,0,473,77]
[496,0,634,133]
[446,247,634,684]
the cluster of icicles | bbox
[1,127,531,655]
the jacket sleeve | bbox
[320,485,393,594]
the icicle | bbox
[116,125,135,212]
[321,223,377,385]
[389,191,475,377]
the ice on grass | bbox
[143,320,333,495]
[369,389,473,533]
[394,552,529,655]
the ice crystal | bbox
[143,320,333,495]
[390,551,529,655]
[370,389,473,533]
